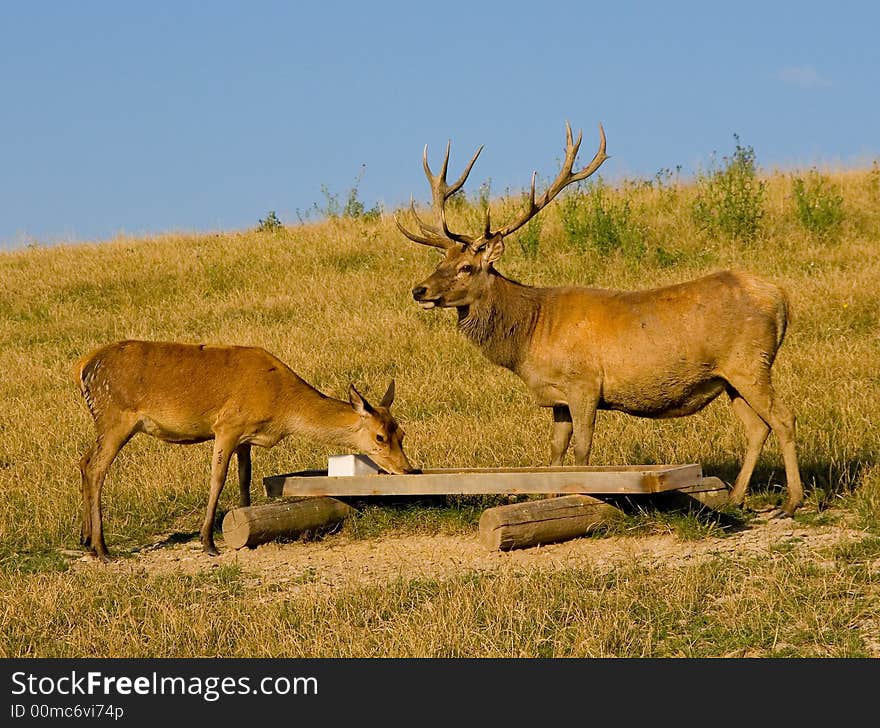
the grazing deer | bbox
[75,340,414,561]
[396,122,803,515]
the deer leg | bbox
[726,386,771,507]
[550,405,573,466]
[570,395,599,466]
[725,374,804,515]
[201,434,237,556]
[81,425,135,562]
[79,443,95,547]
[236,443,252,507]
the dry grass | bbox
[2,549,878,657]
[0,165,878,656]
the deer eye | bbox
[375,434,387,444]
[458,264,473,275]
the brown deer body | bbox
[398,123,803,515]
[75,340,414,561]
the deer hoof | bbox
[203,544,221,557]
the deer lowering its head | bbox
[397,122,803,515]
[75,340,414,561]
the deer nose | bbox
[412,286,427,301]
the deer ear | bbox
[349,384,372,416]
[482,237,505,266]
[380,379,396,408]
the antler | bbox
[494,122,608,239]
[396,122,608,250]
[394,141,483,249]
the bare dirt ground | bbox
[62,505,880,657]
[72,507,872,597]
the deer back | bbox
[76,340,309,428]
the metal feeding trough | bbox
[263,455,708,499]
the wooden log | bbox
[679,476,730,510]
[651,476,731,512]
[478,494,622,551]
[221,497,356,550]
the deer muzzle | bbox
[412,286,438,309]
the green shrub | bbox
[513,215,542,260]
[340,165,383,221]
[652,245,684,268]
[692,135,765,241]
[299,165,382,222]
[448,178,493,234]
[256,210,283,232]
[648,166,683,212]
[868,159,880,199]
[558,181,645,258]
[791,169,844,238]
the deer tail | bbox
[73,349,104,420]
[775,287,790,350]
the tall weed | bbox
[692,135,765,241]
[256,210,283,232]
[513,216,542,260]
[298,165,382,222]
[791,169,844,238]
[559,181,645,259]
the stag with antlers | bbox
[396,123,803,516]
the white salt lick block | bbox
[327,454,380,477]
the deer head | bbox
[397,122,608,309]
[347,380,412,474]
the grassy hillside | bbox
[1,159,878,656]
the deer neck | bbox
[278,381,361,447]
[457,272,543,372]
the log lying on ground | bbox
[649,476,731,512]
[222,497,356,550]
[479,494,622,551]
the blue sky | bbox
[1,1,877,248]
